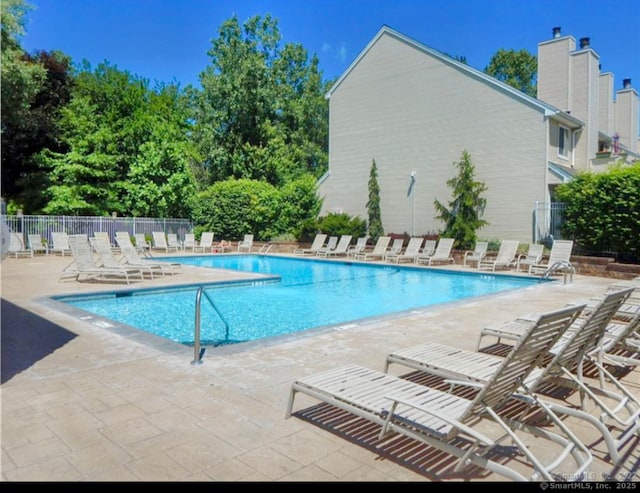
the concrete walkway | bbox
[1,252,638,481]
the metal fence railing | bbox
[1,214,194,246]
[533,202,567,246]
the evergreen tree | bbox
[433,150,488,250]
[366,158,383,243]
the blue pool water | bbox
[56,255,542,347]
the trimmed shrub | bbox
[317,212,367,238]
[555,162,640,261]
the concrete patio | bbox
[1,252,638,482]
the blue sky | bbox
[20,0,640,93]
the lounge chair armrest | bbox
[383,394,496,446]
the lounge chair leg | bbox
[285,388,297,418]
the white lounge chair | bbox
[382,238,404,260]
[50,231,72,257]
[61,234,144,284]
[167,233,182,251]
[353,236,390,261]
[315,235,338,256]
[286,304,590,481]
[516,243,544,272]
[385,288,633,465]
[237,234,254,253]
[294,233,327,255]
[152,231,179,253]
[8,232,32,258]
[385,237,423,263]
[603,278,640,324]
[93,236,158,280]
[193,232,214,253]
[92,231,119,254]
[134,233,152,254]
[115,236,181,276]
[317,235,352,257]
[28,233,48,256]
[346,236,367,257]
[528,240,574,276]
[420,239,436,257]
[115,231,133,252]
[484,287,640,465]
[415,237,455,266]
[584,281,640,384]
[183,233,197,252]
[463,241,488,267]
[477,240,519,271]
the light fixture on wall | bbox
[408,171,416,236]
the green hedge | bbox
[192,175,321,241]
[555,162,640,261]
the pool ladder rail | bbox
[541,260,575,285]
[192,286,230,365]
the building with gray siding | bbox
[318,26,639,242]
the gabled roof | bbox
[326,25,584,128]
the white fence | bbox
[533,202,567,245]
[1,214,194,246]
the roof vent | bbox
[579,37,590,49]
[623,78,632,89]
[552,27,562,38]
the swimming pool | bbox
[54,255,543,347]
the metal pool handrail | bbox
[192,286,230,365]
[542,260,575,285]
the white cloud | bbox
[337,42,347,63]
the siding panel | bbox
[321,32,548,241]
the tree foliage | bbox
[192,175,321,241]
[433,150,488,250]
[484,48,537,97]
[317,212,367,238]
[1,0,45,129]
[38,63,196,216]
[191,14,330,187]
[555,162,640,261]
[366,158,384,243]
[2,49,74,212]
[0,0,62,211]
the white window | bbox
[558,126,569,158]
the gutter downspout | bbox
[539,114,552,245]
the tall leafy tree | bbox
[0,0,43,131]
[2,50,74,212]
[38,62,196,216]
[484,48,537,97]
[433,150,488,250]
[1,0,50,210]
[366,158,383,243]
[191,14,330,186]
